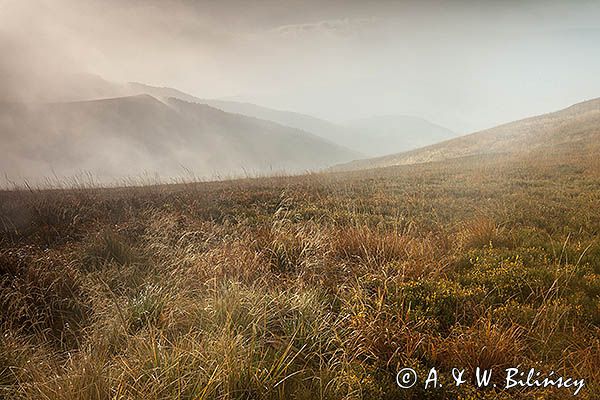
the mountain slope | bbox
[127,83,456,157]
[127,83,356,149]
[343,115,457,156]
[0,95,359,182]
[201,99,352,144]
[332,97,600,171]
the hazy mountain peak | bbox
[343,114,457,157]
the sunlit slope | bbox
[333,98,600,171]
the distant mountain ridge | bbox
[0,95,359,182]
[343,115,456,156]
[126,82,456,157]
[332,97,600,171]
[5,75,458,159]
[0,74,464,184]
[126,82,352,148]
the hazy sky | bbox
[1,0,600,131]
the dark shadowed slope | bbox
[332,97,600,171]
[0,95,359,183]
[343,115,457,156]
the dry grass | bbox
[1,152,600,399]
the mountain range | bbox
[126,82,458,156]
[4,73,599,183]
[0,95,358,182]
[0,75,464,182]
[342,115,456,157]
[332,97,600,171]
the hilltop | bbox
[333,97,600,171]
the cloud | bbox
[270,17,378,38]
[1,0,600,132]
[0,0,125,101]
[0,0,240,100]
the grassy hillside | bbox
[1,148,599,399]
[334,97,600,171]
[0,95,358,182]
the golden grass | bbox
[1,152,600,399]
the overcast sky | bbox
[1,0,600,131]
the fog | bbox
[3,0,600,131]
[1,0,600,183]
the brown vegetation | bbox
[1,151,599,399]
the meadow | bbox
[1,149,600,399]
